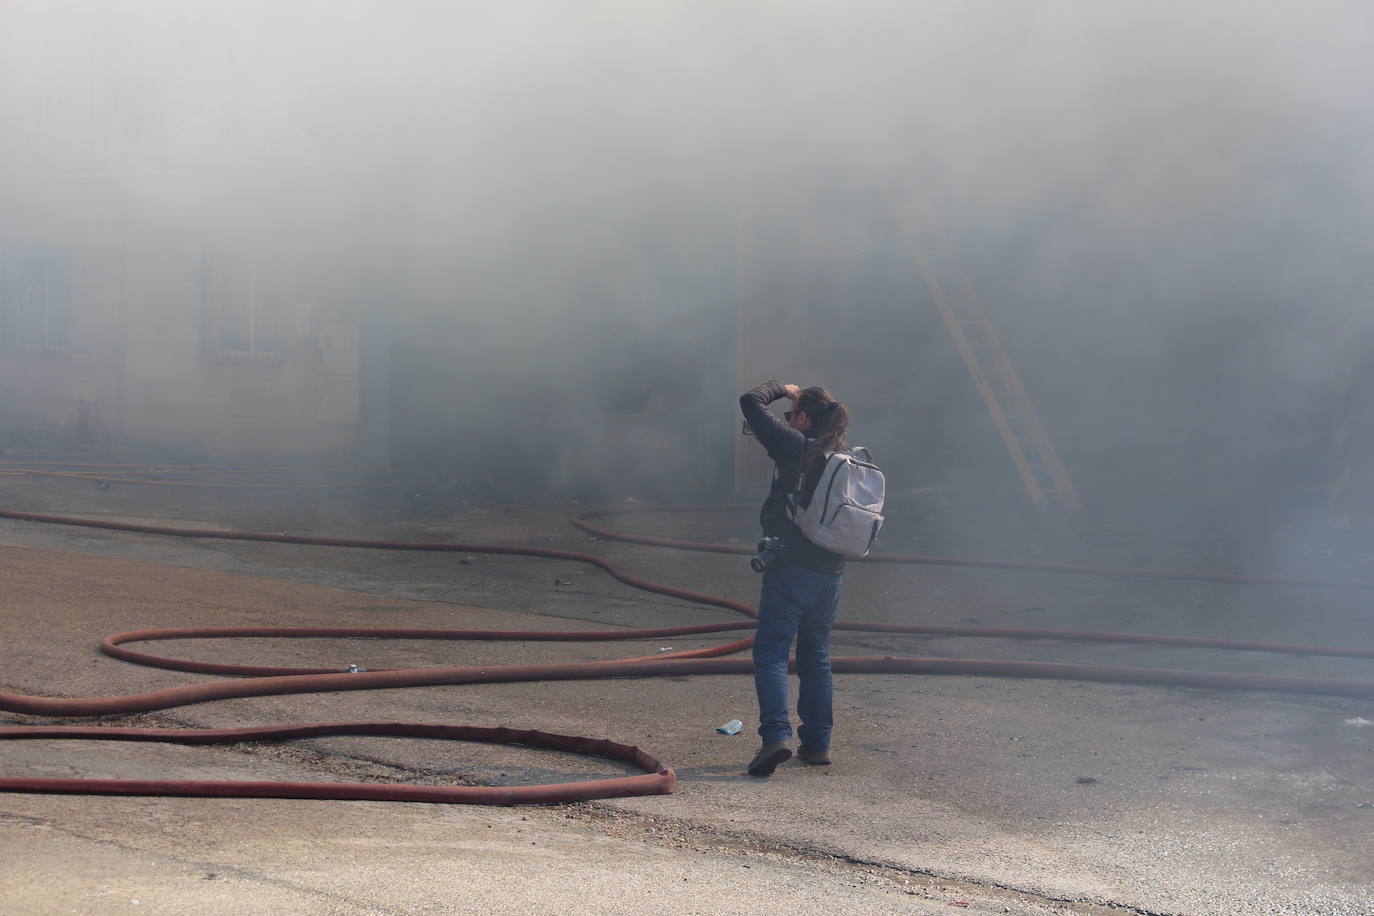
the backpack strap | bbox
[787,447,837,515]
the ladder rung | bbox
[926,244,1079,515]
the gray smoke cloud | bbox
[1,1,1370,556]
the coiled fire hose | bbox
[2,505,1373,805]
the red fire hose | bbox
[1,505,1372,805]
[0,723,673,804]
[573,505,1374,590]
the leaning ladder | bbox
[903,225,1082,514]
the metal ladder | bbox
[1330,311,1373,528]
[902,221,1083,514]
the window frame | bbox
[0,247,72,357]
[198,252,286,364]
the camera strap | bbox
[787,447,820,510]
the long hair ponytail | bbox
[798,387,849,458]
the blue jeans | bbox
[753,562,842,750]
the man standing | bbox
[738,380,851,776]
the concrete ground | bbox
[1,473,1373,915]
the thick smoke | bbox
[1,1,1370,556]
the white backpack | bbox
[787,446,886,558]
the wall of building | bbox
[0,198,371,465]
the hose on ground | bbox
[0,723,673,804]
[1,504,1372,805]
[573,505,1374,591]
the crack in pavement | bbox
[555,804,1162,916]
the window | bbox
[199,254,285,361]
[0,248,70,354]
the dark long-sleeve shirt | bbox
[739,381,845,575]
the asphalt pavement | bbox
[1,482,1372,915]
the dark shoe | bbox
[747,742,792,776]
[797,746,831,766]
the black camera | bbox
[751,536,787,573]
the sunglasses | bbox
[784,411,798,421]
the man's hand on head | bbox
[782,384,801,403]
